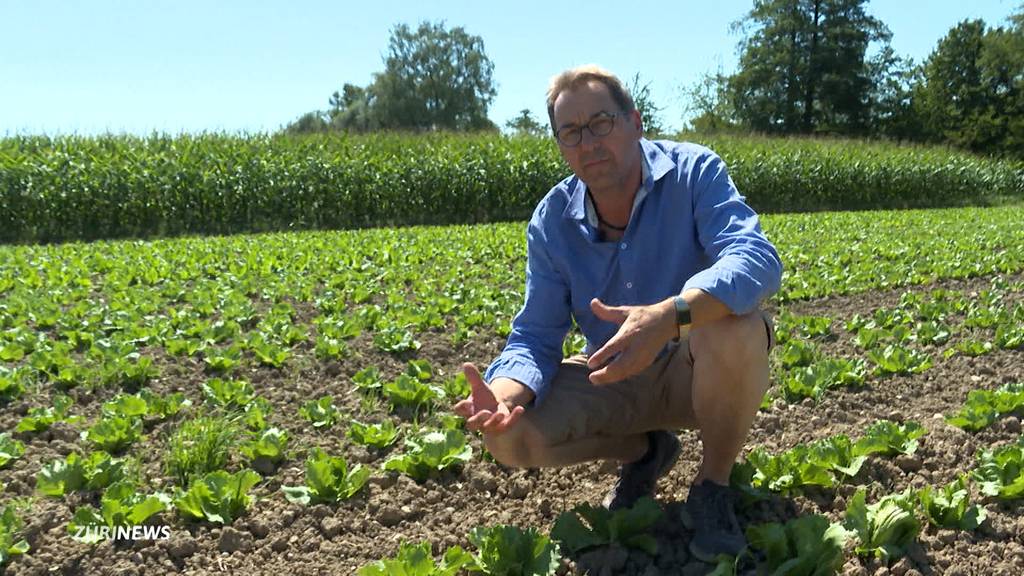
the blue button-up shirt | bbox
[484,138,783,406]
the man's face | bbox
[552,80,643,191]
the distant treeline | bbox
[290,4,1024,163]
[2,132,1021,244]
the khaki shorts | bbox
[522,311,775,445]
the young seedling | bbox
[300,396,340,429]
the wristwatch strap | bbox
[674,295,692,339]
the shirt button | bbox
[620,242,628,250]
[625,282,633,289]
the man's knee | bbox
[689,311,769,373]
[482,422,548,468]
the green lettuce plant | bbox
[867,344,932,376]
[468,524,560,576]
[779,358,867,401]
[972,437,1024,500]
[37,451,134,496]
[946,383,1024,432]
[844,488,920,562]
[0,366,29,403]
[81,415,143,453]
[300,396,340,428]
[352,366,384,395]
[383,429,472,481]
[348,419,399,449]
[551,496,662,555]
[15,394,77,432]
[282,448,370,504]
[383,374,444,411]
[746,514,848,576]
[0,434,25,469]
[918,475,987,530]
[240,427,289,469]
[357,541,473,576]
[853,420,925,457]
[68,482,171,543]
[202,378,255,410]
[0,505,29,567]
[174,469,261,524]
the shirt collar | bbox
[563,138,675,221]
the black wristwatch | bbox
[673,295,692,339]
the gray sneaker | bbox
[602,430,682,511]
[682,480,747,561]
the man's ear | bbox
[631,109,644,135]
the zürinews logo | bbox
[72,525,172,542]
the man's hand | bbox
[452,363,528,435]
[587,297,677,385]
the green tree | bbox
[505,109,545,136]
[626,73,666,137]
[284,111,329,135]
[911,17,1024,156]
[328,83,377,132]
[368,21,498,131]
[682,68,741,133]
[727,0,890,135]
[866,47,923,141]
[979,15,1024,156]
[914,20,989,147]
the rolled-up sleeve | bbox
[681,152,783,314]
[484,212,570,406]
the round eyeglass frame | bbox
[555,111,622,147]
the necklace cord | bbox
[588,191,627,231]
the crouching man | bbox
[453,65,782,561]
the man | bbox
[452,65,782,561]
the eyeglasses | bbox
[555,111,620,147]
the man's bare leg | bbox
[690,311,771,485]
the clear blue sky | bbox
[2,0,1020,136]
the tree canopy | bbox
[685,1,1024,157]
[289,21,498,133]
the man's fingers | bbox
[463,362,498,412]
[480,405,525,435]
[481,411,507,430]
[453,398,474,418]
[463,362,486,387]
[591,298,629,324]
[588,334,627,369]
[499,405,525,431]
[465,409,494,430]
[589,351,639,385]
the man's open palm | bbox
[452,363,525,435]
